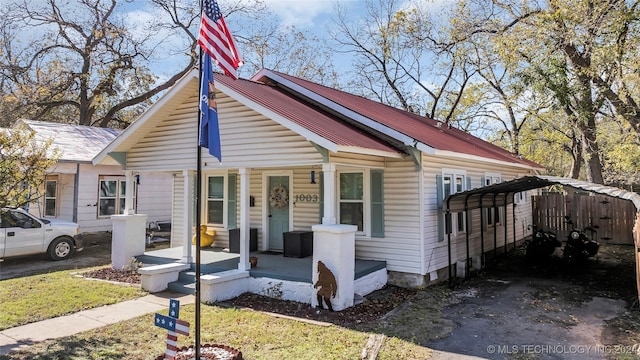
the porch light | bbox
[310,170,316,184]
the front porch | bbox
[137,246,386,284]
[136,245,387,308]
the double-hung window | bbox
[327,169,384,237]
[98,177,135,217]
[484,173,502,226]
[207,176,224,225]
[44,177,57,217]
[442,170,467,235]
[339,172,364,232]
[205,173,237,228]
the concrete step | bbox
[177,271,197,283]
[167,281,196,295]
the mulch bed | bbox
[82,267,140,284]
[82,267,417,328]
[221,285,417,328]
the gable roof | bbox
[251,69,542,170]
[94,69,401,166]
[213,74,401,156]
[20,120,120,163]
[95,67,542,171]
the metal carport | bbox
[444,175,640,302]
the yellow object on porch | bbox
[192,225,215,247]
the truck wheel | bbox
[48,237,74,261]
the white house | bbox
[19,120,173,233]
[93,69,543,308]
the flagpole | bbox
[195,3,204,359]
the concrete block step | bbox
[168,281,196,295]
[177,271,197,283]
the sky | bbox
[2,0,454,81]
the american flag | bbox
[154,299,190,360]
[198,0,243,80]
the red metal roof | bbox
[214,74,401,154]
[256,70,541,168]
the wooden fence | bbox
[532,193,637,245]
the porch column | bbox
[238,168,251,271]
[322,163,337,225]
[311,224,357,311]
[181,170,193,264]
[123,170,135,215]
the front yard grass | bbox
[0,304,433,360]
[0,267,147,330]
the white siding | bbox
[422,154,535,274]
[75,164,124,232]
[171,173,185,247]
[136,171,173,226]
[125,91,324,171]
[28,165,171,233]
[356,157,422,274]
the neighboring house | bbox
[18,120,172,233]
[93,68,543,287]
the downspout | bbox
[447,197,452,287]
[480,195,485,269]
[73,163,80,223]
[512,195,517,252]
[504,193,509,254]
[465,193,472,279]
[493,193,498,260]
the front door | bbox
[268,176,289,251]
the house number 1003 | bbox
[294,194,319,202]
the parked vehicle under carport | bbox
[0,208,83,261]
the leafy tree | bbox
[448,0,640,183]
[599,118,640,189]
[332,0,475,128]
[0,124,59,208]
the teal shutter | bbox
[436,175,444,241]
[318,171,324,223]
[370,170,384,237]
[466,176,472,190]
[227,174,237,229]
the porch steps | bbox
[167,271,197,295]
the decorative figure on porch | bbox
[192,224,215,247]
[314,261,337,311]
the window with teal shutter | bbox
[227,174,237,229]
[339,172,364,231]
[207,176,224,224]
[370,170,384,237]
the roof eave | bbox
[434,149,545,171]
[214,80,339,153]
[253,69,436,155]
[335,145,403,159]
[92,68,199,165]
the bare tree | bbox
[332,0,475,127]
[0,0,263,128]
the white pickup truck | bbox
[0,208,83,261]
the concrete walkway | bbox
[0,292,194,355]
